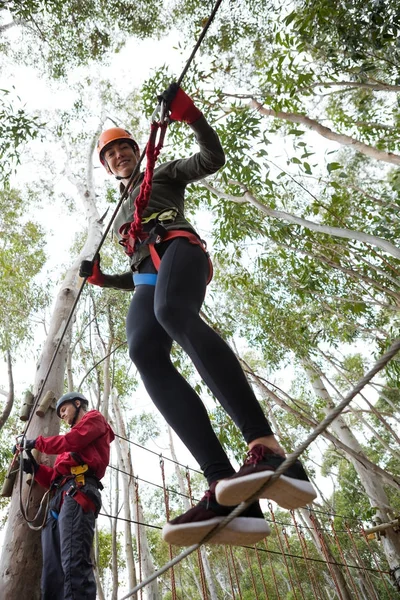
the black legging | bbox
[126,237,273,484]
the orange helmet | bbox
[97,127,139,174]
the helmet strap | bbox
[71,400,81,427]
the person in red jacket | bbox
[21,392,114,600]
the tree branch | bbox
[300,81,400,93]
[0,351,15,431]
[204,181,400,260]
[250,98,400,167]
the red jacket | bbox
[34,410,115,489]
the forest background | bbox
[0,0,399,599]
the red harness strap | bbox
[63,486,97,514]
[148,229,213,284]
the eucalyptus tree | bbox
[0,100,108,597]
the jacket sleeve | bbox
[101,271,135,291]
[157,115,225,184]
[35,412,108,455]
[33,464,54,489]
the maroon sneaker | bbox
[162,485,270,546]
[215,444,317,510]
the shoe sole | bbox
[162,516,271,546]
[216,471,317,510]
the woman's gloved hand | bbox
[79,254,106,287]
[159,83,202,124]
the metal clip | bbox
[66,483,77,497]
[151,100,169,124]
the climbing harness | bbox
[147,227,213,284]
[125,223,214,285]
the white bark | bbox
[112,393,138,593]
[131,495,159,600]
[111,395,159,600]
[204,181,400,260]
[250,99,400,166]
[303,359,400,571]
[0,21,19,34]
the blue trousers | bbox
[41,481,101,600]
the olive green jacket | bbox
[102,116,225,290]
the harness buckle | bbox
[71,464,88,476]
[66,483,78,498]
[145,223,167,246]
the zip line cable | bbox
[119,335,400,599]
[102,511,391,575]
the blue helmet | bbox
[56,392,88,418]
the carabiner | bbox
[151,99,169,125]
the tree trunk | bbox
[112,394,159,600]
[0,277,76,598]
[303,360,400,572]
[112,394,138,594]
[300,509,353,600]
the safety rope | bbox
[160,457,177,600]
[254,546,269,599]
[309,512,345,600]
[223,546,237,599]
[119,336,400,599]
[122,121,168,255]
[134,479,144,600]
[346,523,381,600]
[264,538,282,600]
[229,547,243,600]
[245,547,261,600]
[185,469,209,600]
[290,514,323,599]
[269,504,299,599]
[282,523,305,600]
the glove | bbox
[159,83,202,124]
[22,457,39,475]
[24,439,36,451]
[79,255,106,287]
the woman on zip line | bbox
[82,83,317,545]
